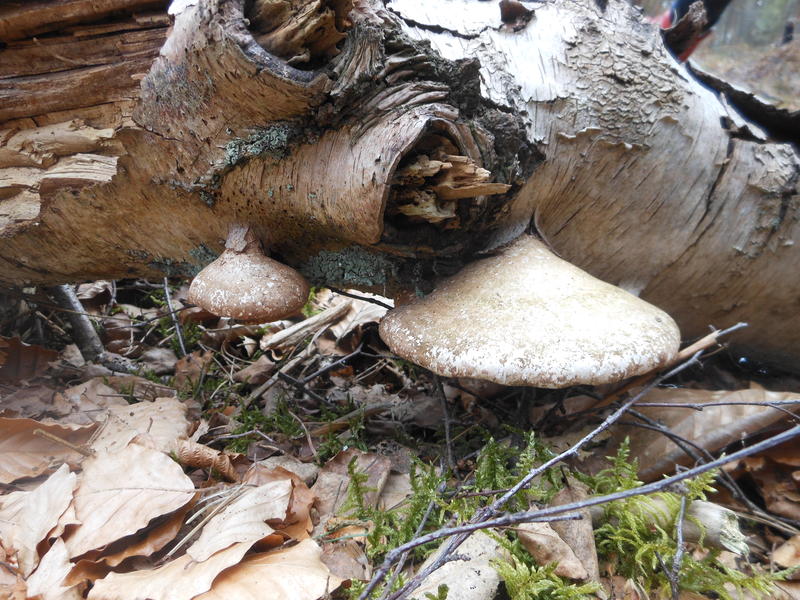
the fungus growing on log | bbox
[379,235,681,388]
[187,224,309,322]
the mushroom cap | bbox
[188,245,310,322]
[379,235,681,387]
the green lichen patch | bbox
[188,243,219,268]
[301,246,397,288]
[223,122,302,167]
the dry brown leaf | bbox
[54,378,128,425]
[320,538,371,580]
[195,539,342,600]
[549,480,600,582]
[25,539,82,600]
[76,281,112,305]
[0,336,58,383]
[323,290,389,352]
[139,347,179,375]
[312,449,391,535]
[102,375,177,402]
[68,500,196,585]
[379,472,412,510]
[516,522,589,580]
[173,350,214,391]
[412,530,506,600]
[0,464,76,576]
[616,385,800,479]
[232,355,276,385]
[254,455,319,486]
[187,480,292,562]
[89,397,190,454]
[87,540,254,600]
[64,442,195,559]
[0,384,61,420]
[774,534,800,570]
[0,418,96,484]
[242,464,315,539]
[175,439,238,481]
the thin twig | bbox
[33,428,94,457]
[593,322,748,410]
[301,343,364,384]
[434,375,455,472]
[328,287,393,310]
[48,284,105,363]
[375,425,800,600]
[361,354,705,600]
[163,278,187,357]
[378,481,447,600]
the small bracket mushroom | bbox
[187,223,310,322]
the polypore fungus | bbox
[379,235,681,387]
[187,223,309,322]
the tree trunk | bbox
[1,0,798,370]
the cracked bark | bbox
[0,0,798,370]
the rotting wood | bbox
[0,0,798,371]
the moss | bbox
[300,246,397,288]
[223,122,301,166]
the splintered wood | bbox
[388,145,510,228]
[247,0,353,65]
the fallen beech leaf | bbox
[0,464,75,576]
[64,442,195,558]
[516,521,588,580]
[88,540,254,600]
[54,378,128,425]
[0,336,58,383]
[254,455,319,486]
[90,397,190,454]
[0,418,96,483]
[774,534,800,571]
[173,350,214,392]
[195,539,342,600]
[233,355,276,385]
[175,440,238,482]
[312,449,391,534]
[0,384,61,420]
[68,500,196,585]
[187,480,292,562]
[320,538,372,580]
[139,347,179,375]
[549,480,600,582]
[242,464,316,539]
[25,539,82,600]
[616,385,800,480]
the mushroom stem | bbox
[187,223,310,322]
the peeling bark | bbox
[0,0,798,370]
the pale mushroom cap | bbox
[188,249,310,322]
[379,235,681,387]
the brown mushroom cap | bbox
[187,224,309,322]
[379,235,681,387]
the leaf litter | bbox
[0,281,799,599]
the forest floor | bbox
[2,280,800,600]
